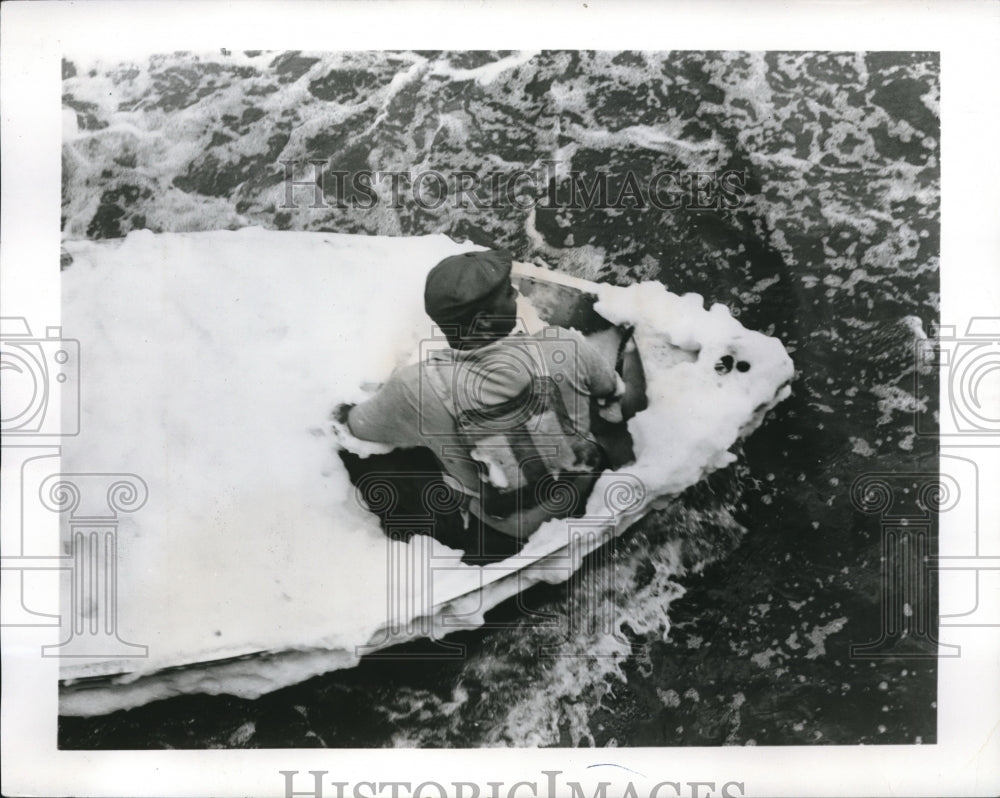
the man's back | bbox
[347,327,619,535]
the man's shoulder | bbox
[526,326,584,342]
[529,326,617,395]
[526,326,600,364]
[383,360,423,389]
[520,326,587,358]
[384,358,453,414]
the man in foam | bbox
[342,248,626,545]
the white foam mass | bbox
[58,229,792,715]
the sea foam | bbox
[58,229,792,715]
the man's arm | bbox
[574,329,625,399]
[343,371,424,447]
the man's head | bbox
[424,249,518,350]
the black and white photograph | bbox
[1,2,998,797]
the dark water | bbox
[60,50,939,747]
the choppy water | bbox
[59,50,938,747]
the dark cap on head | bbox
[424,249,513,326]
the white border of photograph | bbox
[2,1,998,796]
